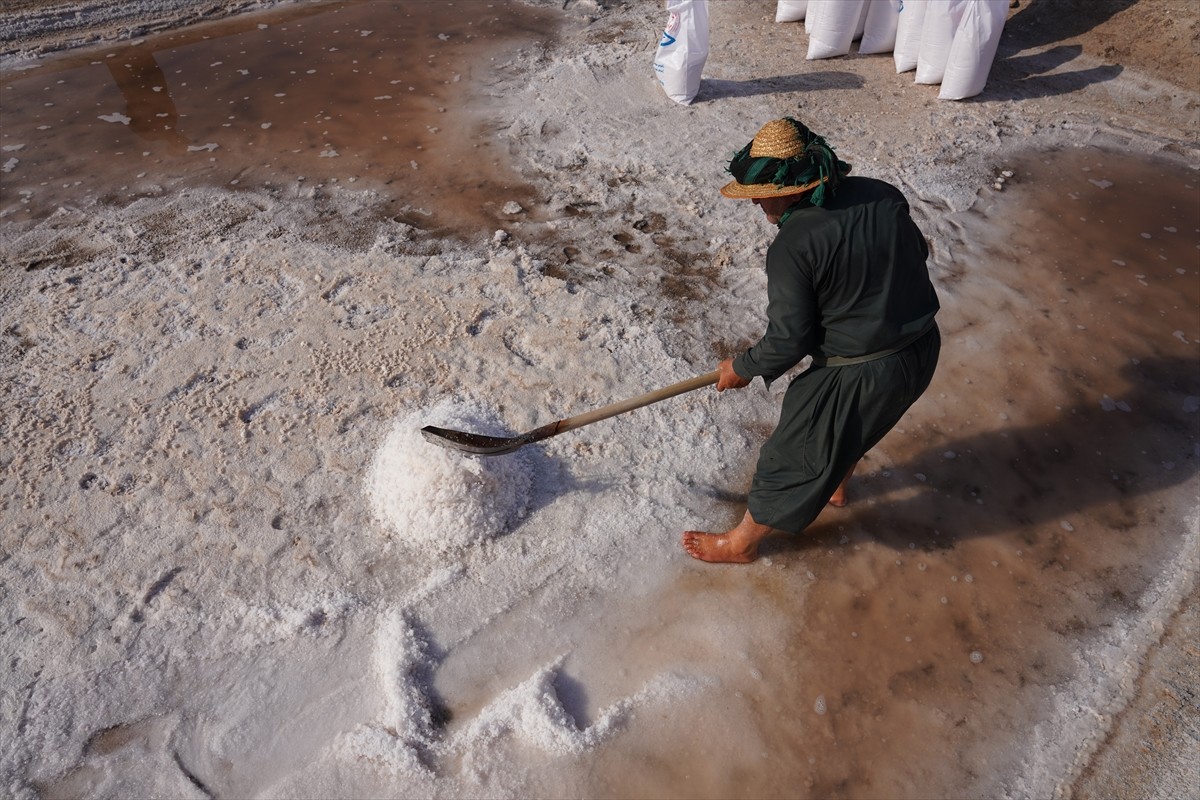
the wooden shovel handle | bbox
[553,370,720,436]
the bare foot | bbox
[828,486,849,507]
[682,511,772,564]
[827,461,859,508]
[682,530,760,563]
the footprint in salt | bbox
[366,400,535,553]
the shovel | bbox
[421,370,720,456]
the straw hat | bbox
[720,118,840,200]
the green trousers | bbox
[749,325,941,533]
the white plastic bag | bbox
[939,0,1008,99]
[807,0,864,59]
[859,0,902,55]
[893,0,927,73]
[915,0,967,85]
[776,0,808,23]
[653,0,709,105]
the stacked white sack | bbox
[915,0,966,84]
[859,0,902,56]
[776,0,808,23]
[854,0,870,39]
[894,0,929,73]
[653,0,709,105]
[796,0,1007,99]
[805,0,823,34]
[806,0,866,60]
[940,0,1008,99]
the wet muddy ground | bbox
[0,0,559,239]
[528,147,1200,799]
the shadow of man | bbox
[105,48,190,153]
[783,356,1199,555]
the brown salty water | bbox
[0,0,559,241]
[538,147,1199,799]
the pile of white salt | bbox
[366,400,535,552]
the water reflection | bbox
[104,51,189,151]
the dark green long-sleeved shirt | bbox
[733,177,940,384]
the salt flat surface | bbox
[2,1,1198,798]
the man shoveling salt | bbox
[684,118,941,564]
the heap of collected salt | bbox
[367,400,534,552]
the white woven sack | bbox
[893,0,928,72]
[939,0,1008,99]
[915,0,967,84]
[805,0,825,34]
[807,0,864,59]
[859,0,901,55]
[855,0,870,39]
[653,0,709,105]
[776,0,808,23]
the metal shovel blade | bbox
[418,370,719,457]
[419,424,544,456]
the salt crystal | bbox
[1060,520,1074,532]
[969,651,984,664]
[98,112,131,124]
[813,695,826,715]
[943,451,957,460]
[1088,179,1113,189]
[502,201,524,215]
